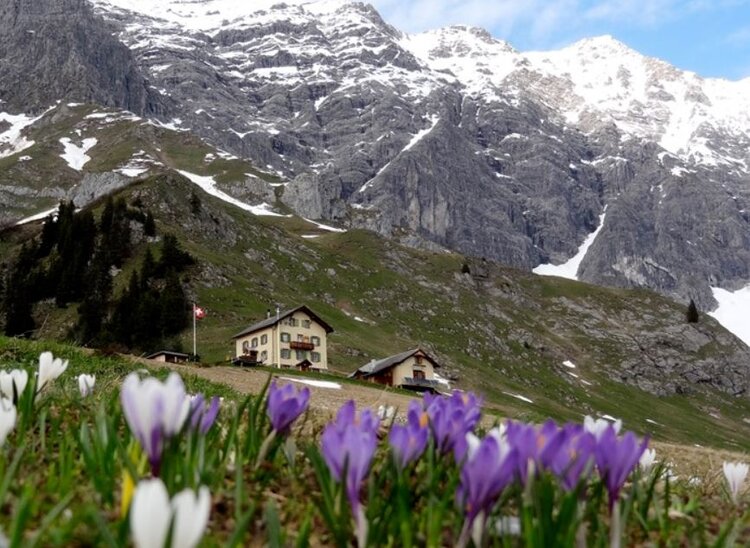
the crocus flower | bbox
[584,415,622,440]
[639,448,657,474]
[37,351,68,392]
[424,391,482,455]
[130,478,170,548]
[170,485,212,548]
[456,433,517,548]
[266,381,310,435]
[189,394,220,434]
[505,420,565,484]
[594,426,649,510]
[0,398,17,446]
[377,405,395,420]
[723,461,748,504]
[130,478,211,548]
[78,374,95,398]
[548,425,597,491]
[0,369,28,401]
[321,401,379,547]
[389,400,429,469]
[121,372,191,476]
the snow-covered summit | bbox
[92,0,353,31]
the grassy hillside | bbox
[4,170,750,453]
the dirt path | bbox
[131,358,420,417]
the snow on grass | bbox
[0,112,40,159]
[59,137,97,171]
[301,234,320,239]
[177,170,282,217]
[503,391,534,404]
[117,167,150,177]
[15,206,59,226]
[279,377,341,390]
[533,207,607,280]
[302,217,346,233]
[709,285,750,347]
[563,360,576,369]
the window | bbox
[415,355,423,365]
[311,352,321,363]
[281,332,290,342]
[260,350,267,361]
[261,334,268,345]
[285,317,297,327]
[311,336,320,347]
[251,337,258,348]
[281,349,291,359]
[413,370,426,380]
[297,334,304,342]
[295,350,306,360]
[302,320,311,329]
[242,341,250,353]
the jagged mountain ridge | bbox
[2,0,750,316]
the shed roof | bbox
[352,348,440,378]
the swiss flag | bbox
[194,305,207,320]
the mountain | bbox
[1,0,749,340]
[3,169,750,452]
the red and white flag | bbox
[194,305,206,320]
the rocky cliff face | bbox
[0,0,163,115]
[3,0,750,315]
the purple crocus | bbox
[424,391,482,455]
[388,400,429,469]
[547,424,597,491]
[121,372,191,476]
[189,394,221,434]
[321,401,380,547]
[594,426,649,509]
[266,381,311,435]
[456,433,517,548]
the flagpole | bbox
[193,302,197,359]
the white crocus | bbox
[0,369,28,399]
[130,478,211,548]
[37,351,68,392]
[170,486,211,548]
[639,448,657,474]
[0,398,17,446]
[130,478,171,548]
[583,415,622,440]
[78,374,96,397]
[723,461,749,503]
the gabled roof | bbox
[352,348,440,377]
[232,305,334,339]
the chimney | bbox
[276,305,280,320]
[266,308,271,319]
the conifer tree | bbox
[686,299,699,323]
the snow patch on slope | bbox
[59,137,97,171]
[177,170,282,217]
[533,207,607,280]
[709,286,750,347]
[15,206,59,226]
[0,112,40,158]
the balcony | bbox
[290,341,315,351]
[400,377,441,392]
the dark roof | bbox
[232,305,334,339]
[145,350,189,359]
[352,348,440,377]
